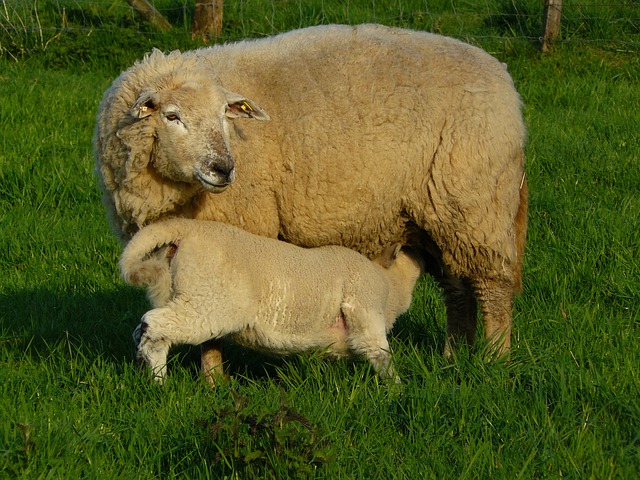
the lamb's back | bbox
[170,222,386,341]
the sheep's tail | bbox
[514,172,528,293]
[119,220,186,306]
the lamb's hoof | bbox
[386,377,405,398]
[132,322,146,347]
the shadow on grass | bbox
[0,283,446,386]
[0,286,144,361]
[0,285,304,383]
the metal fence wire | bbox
[1,0,639,52]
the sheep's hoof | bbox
[203,368,229,388]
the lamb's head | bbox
[374,244,426,323]
[118,81,269,192]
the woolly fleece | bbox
[95,24,527,358]
[120,219,424,382]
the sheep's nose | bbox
[211,161,233,177]
[202,150,234,176]
[196,154,236,191]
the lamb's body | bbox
[120,219,424,382]
[96,24,527,367]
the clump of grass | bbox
[196,389,329,477]
[0,0,56,60]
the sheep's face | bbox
[126,81,269,192]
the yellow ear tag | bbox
[240,101,254,113]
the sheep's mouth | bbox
[195,170,232,193]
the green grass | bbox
[2,0,638,67]
[1,1,639,478]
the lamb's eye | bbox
[166,113,180,122]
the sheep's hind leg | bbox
[473,278,514,359]
[440,275,478,359]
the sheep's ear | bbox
[376,243,403,269]
[225,94,270,121]
[131,92,160,119]
[116,94,157,172]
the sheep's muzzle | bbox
[195,157,235,192]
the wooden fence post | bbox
[125,0,172,32]
[192,0,223,43]
[542,0,562,52]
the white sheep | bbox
[95,24,528,379]
[120,218,425,383]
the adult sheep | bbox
[94,24,528,380]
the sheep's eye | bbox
[166,113,180,122]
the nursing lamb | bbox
[120,219,425,383]
[95,24,528,378]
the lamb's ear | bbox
[225,93,270,121]
[376,243,403,269]
[131,92,160,119]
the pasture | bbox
[1,1,638,477]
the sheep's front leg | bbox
[201,339,226,387]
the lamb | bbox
[95,24,528,377]
[120,218,425,383]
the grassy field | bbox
[1,1,639,478]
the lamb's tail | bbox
[514,172,528,293]
[119,219,186,306]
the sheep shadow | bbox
[0,285,302,382]
[0,281,445,384]
[0,286,144,363]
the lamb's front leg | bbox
[342,304,401,384]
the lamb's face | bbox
[374,244,426,313]
[129,81,269,192]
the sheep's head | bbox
[117,81,269,192]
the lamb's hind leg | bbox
[135,306,216,383]
[133,308,174,383]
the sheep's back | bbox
[193,25,524,256]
